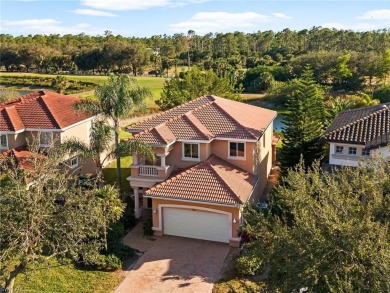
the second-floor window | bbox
[229,141,245,159]
[0,134,8,149]
[362,149,370,156]
[183,143,199,160]
[335,146,344,154]
[40,132,53,147]
[348,147,357,155]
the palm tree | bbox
[51,75,69,94]
[74,74,153,191]
[61,120,113,181]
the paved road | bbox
[115,236,230,293]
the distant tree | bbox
[0,144,123,293]
[237,158,390,292]
[281,67,326,170]
[51,75,69,94]
[241,66,275,93]
[74,74,153,192]
[156,66,241,110]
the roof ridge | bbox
[0,91,42,108]
[37,95,62,129]
[129,96,215,143]
[182,113,212,139]
[148,163,202,192]
[211,102,258,139]
[206,156,243,204]
[130,96,214,129]
[326,106,390,137]
[4,106,21,131]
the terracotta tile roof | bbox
[145,155,257,205]
[128,95,276,146]
[0,90,94,132]
[324,103,390,148]
[0,145,37,171]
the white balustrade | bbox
[139,165,159,176]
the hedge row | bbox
[0,75,97,93]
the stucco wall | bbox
[329,142,390,167]
[61,120,91,144]
[210,140,255,173]
[151,197,242,241]
[165,141,210,169]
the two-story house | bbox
[126,95,277,247]
[324,103,390,167]
[0,90,98,173]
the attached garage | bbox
[163,207,230,243]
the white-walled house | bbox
[324,103,390,167]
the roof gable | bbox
[128,95,277,146]
[324,103,390,147]
[145,155,257,205]
[0,91,94,132]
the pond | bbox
[274,114,285,132]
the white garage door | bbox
[163,207,230,243]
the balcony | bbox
[129,164,174,180]
[139,165,159,176]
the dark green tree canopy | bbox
[156,66,241,110]
[0,144,123,292]
[237,158,390,292]
[281,66,326,170]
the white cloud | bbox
[357,9,390,20]
[72,9,117,17]
[81,0,184,11]
[272,13,293,20]
[2,18,108,35]
[170,11,293,34]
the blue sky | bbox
[0,0,389,37]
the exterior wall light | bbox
[153,208,158,214]
[232,218,237,224]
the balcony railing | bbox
[139,165,159,176]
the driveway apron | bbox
[115,235,229,293]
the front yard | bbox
[14,259,124,293]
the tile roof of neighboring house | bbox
[128,95,276,146]
[0,90,94,132]
[0,145,37,171]
[324,103,390,148]
[145,155,257,205]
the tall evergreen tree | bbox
[281,66,326,170]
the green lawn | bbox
[0,72,165,109]
[102,155,133,193]
[14,259,123,293]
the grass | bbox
[14,258,123,293]
[0,72,165,109]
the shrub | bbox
[236,252,263,275]
[373,84,390,103]
[91,254,122,271]
[107,221,125,244]
[121,195,135,229]
[143,218,153,235]
[108,242,135,260]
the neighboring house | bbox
[126,95,277,247]
[0,90,98,173]
[324,103,390,167]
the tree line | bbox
[0,27,389,77]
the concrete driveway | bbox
[115,235,230,293]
